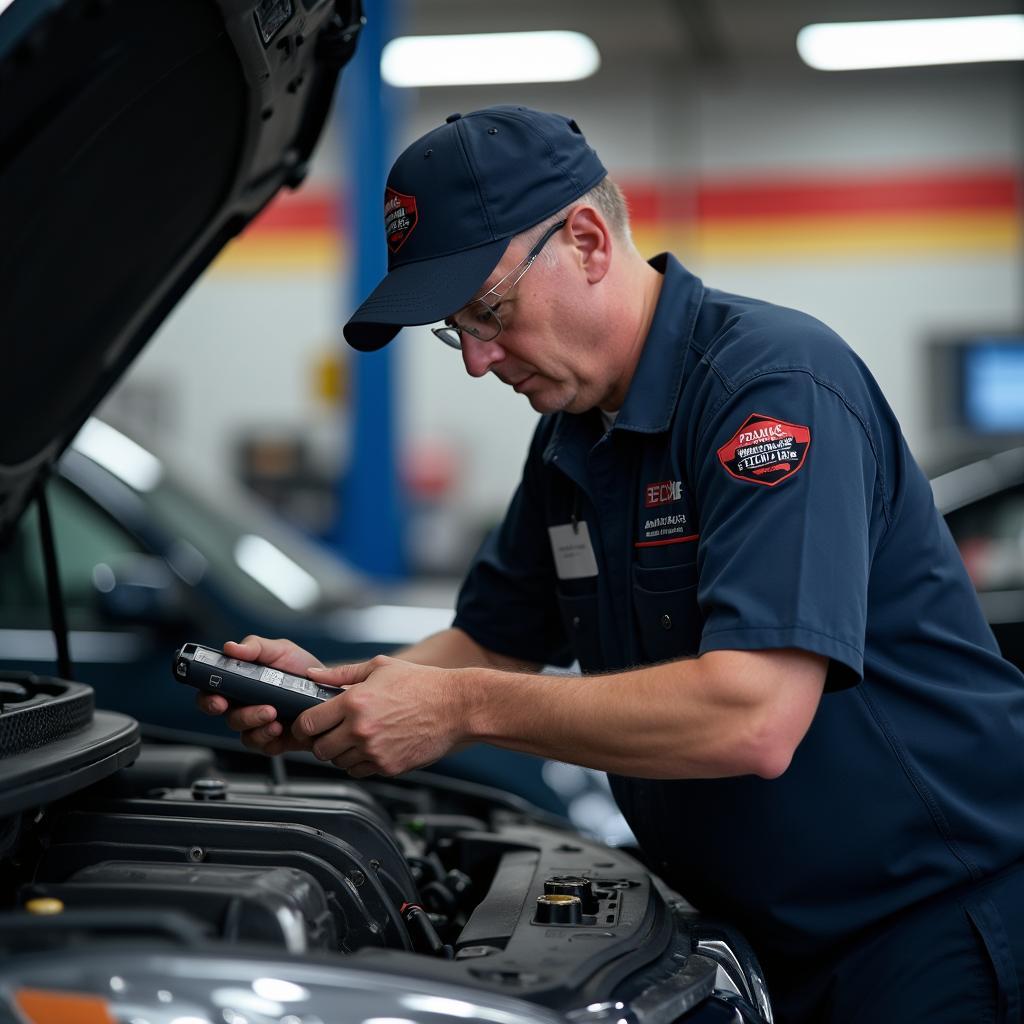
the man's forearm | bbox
[379,627,542,755]
[457,649,826,780]
[298,642,825,781]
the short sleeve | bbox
[453,426,573,667]
[693,370,882,688]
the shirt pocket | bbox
[632,560,703,662]
[556,583,604,674]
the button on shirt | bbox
[453,253,1024,961]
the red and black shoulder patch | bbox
[717,413,811,487]
[384,186,418,253]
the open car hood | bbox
[0,0,362,541]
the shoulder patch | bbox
[717,413,811,487]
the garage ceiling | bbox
[403,1,1024,71]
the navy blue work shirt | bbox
[453,253,1024,961]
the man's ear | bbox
[566,205,611,284]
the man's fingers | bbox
[239,722,313,756]
[329,746,363,771]
[292,695,346,741]
[224,635,271,662]
[309,724,356,762]
[224,705,278,732]
[224,635,325,677]
[307,656,384,687]
[239,727,314,756]
[246,722,283,747]
[328,743,379,778]
[197,694,228,716]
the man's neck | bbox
[600,256,665,413]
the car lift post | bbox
[333,1,408,578]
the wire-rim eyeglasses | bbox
[431,219,567,350]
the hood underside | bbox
[0,0,361,540]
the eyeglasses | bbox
[431,219,567,350]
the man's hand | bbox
[293,655,467,778]
[195,635,325,756]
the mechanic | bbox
[199,106,1024,1022]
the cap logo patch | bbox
[717,413,811,487]
[384,187,418,253]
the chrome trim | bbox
[567,954,719,1024]
[697,939,773,1023]
[712,962,744,999]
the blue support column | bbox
[332,1,407,579]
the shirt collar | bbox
[614,253,704,433]
[542,253,704,466]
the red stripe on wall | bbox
[698,170,1018,219]
[238,167,1020,238]
[245,193,338,233]
[621,168,1020,222]
[618,182,697,223]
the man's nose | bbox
[461,335,506,378]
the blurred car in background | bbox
[933,447,1024,672]
[0,417,607,819]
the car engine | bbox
[0,675,772,1024]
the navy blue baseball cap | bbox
[343,105,607,352]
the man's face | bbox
[452,232,611,415]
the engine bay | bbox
[0,675,771,1023]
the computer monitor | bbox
[961,338,1024,434]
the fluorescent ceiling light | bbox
[234,534,321,610]
[381,31,600,88]
[797,14,1024,70]
[72,418,163,492]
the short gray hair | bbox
[515,175,636,265]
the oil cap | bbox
[534,893,583,925]
[544,874,598,914]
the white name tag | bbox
[548,521,599,580]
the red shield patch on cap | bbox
[717,413,811,487]
[384,187,418,253]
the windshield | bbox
[65,420,366,616]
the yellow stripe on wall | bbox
[211,233,342,272]
[634,211,1020,264]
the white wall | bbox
[99,274,348,492]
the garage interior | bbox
[1,2,1023,1019]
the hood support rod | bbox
[35,478,73,680]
